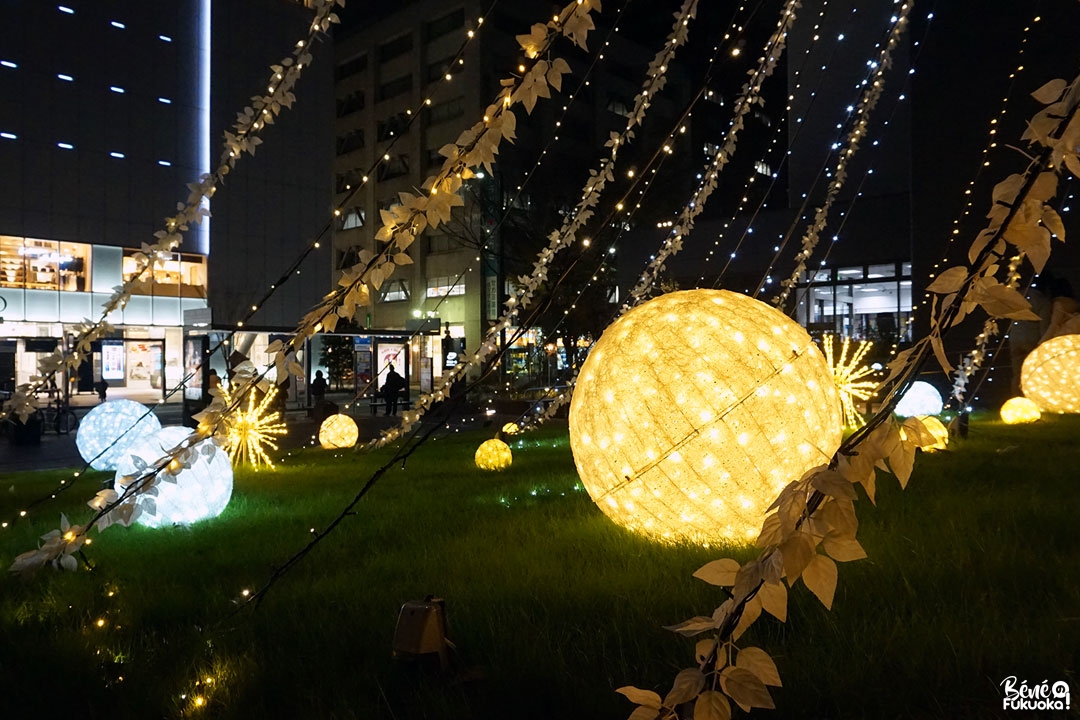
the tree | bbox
[320,336,354,391]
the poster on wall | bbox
[376,343,407,391]
[419,357,433,394]
[183,336,207,401]
[101,341,125,381]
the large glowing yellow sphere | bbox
[1000,396,1041,424]
[475,438,513,471]
[569,289,843,544]
[1021,334,1080,413]
[319,414,358,449]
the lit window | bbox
[379,279,411,303]
[158,160,171,167]
[0,60,16,69]
[57,142,74,150]
[57,73,73,81]
[109,86,124,93]
[110,20,125,28]
[58,5,74,14]
[158,35,172,42]
[754,160,772,176]
[426,275,465,298]
[109,151,124,158]
[158,97,171,104]
[1,132,16,140]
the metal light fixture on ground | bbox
[893,381,943,417]
[319,413,358,449]
[76,400,163,471]
[1021,334,1080,413]
[115,427,233,528]
[1000,396,1041,424]
[569,289,843,544]
[475,438,513,471]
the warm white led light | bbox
[475,439,512,471]
[570,290,843,544]
[1021,334,1080,413]
[319,414,358,449]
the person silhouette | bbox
[382,364,406,416]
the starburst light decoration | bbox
[822,335,878,428]
[569,289,844,544]
[220,384,287,468]
[1020,334,1080,414]
[1000,396,1041,424]
[475,438,513,471]
[319,413,358,449]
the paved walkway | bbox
[0,391,423,473]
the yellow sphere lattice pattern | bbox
[1021,334,1080,414]
[569,290,844,544]
[475,438,513,471]
[319,414,359,449]
[1000,396,1041,424]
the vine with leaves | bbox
[616,71,1080,719]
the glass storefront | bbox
[793,261,913,345]
[1,236,92,292]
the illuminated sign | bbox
[101,340,125,381]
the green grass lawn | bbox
[1,416,1078,719]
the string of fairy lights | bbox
[0,0,505,533]
[311,0,649,423]
[332,0,713,450]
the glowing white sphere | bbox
[319,414,358,449]
[1000,396,1041,424]
[115,428,233,528]
[76,400,162,471]
[475,438,513,471]
[115,426,194,479]
[894,381,943,417]
[569,289,843,544]
[1021,334,1080,413]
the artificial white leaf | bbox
[801,554,838,609]
[735,646,783,687]
[693,691,732,720]
[616,687,661,709]
[693,558,740,587]
[719,666,774,712]
[925,266,968,295]
[757,580,787,622]
[664,667,706,706]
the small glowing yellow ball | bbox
[569,289,843,544]
[1000,396,1041,424]
[1021,334,1080,413]
[915,415,949,451]
[501,422,520,435]
[319,414,358,449]
[475,438,513,471]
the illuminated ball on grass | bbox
[1021,334,1080,413]
[475,438,513,471]
[893,381,943,417]
[1000,396,1041,424]
[569,289,843,544]
[319,414,358,449]
[115,428,232,528]
[76,400,162,471]
[501,422,520,436]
